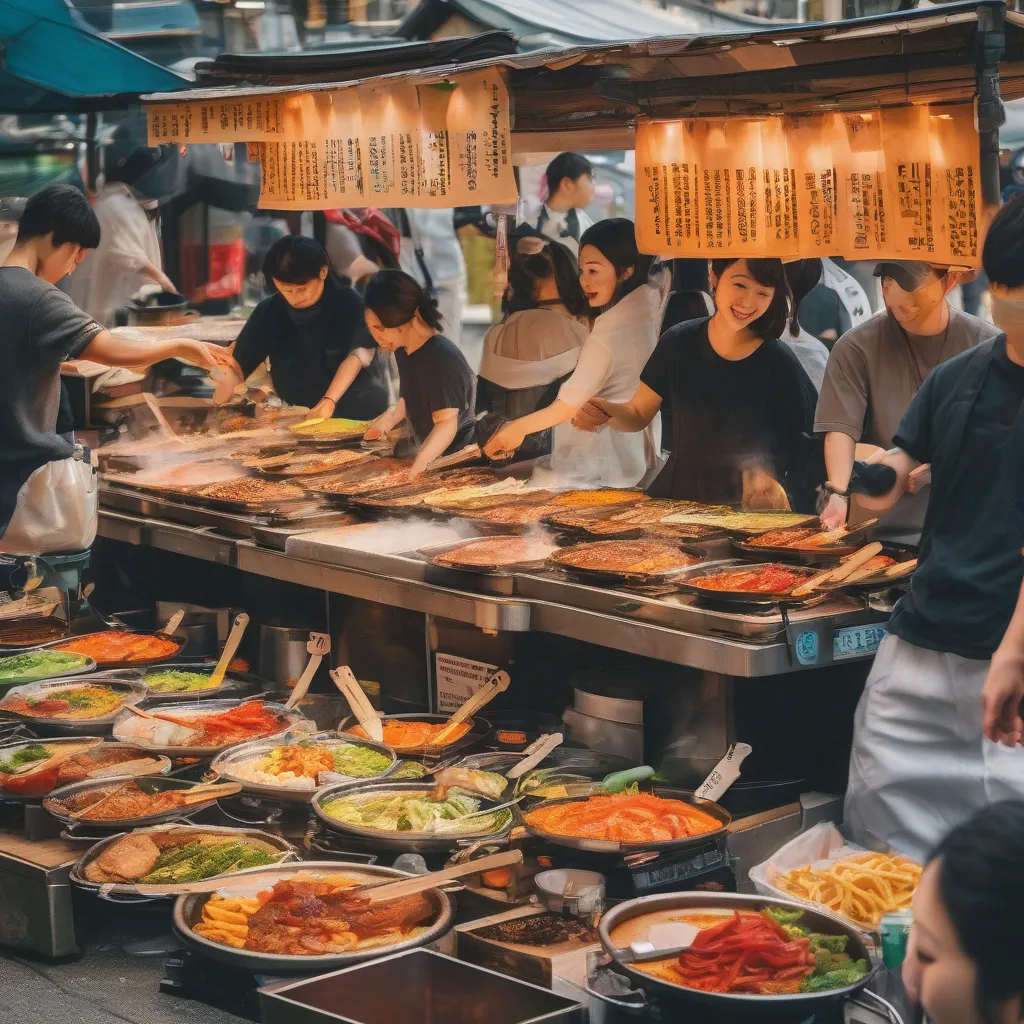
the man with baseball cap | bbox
[815,259,999,545]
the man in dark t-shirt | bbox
[841,198,1024,859]
[0,185,238,551]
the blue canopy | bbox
[0,0,187,113]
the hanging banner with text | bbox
[635,104,982,266]
[146,71,517,210]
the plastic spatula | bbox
[285,632,330,710]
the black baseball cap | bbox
[873,261,947,292]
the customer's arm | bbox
[984,576,1024,747]
[483,336,613,457]
[81,330,239,374]
[574,383,663,433]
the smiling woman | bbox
[575,256,819,510]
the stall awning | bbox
[395,0,779,50]
[0,0,188,114]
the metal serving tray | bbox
[172,861,456,975]
[0,674,149,734]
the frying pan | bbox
[671,560,824,607]
[728,522,879,565]
[172,861,455,974]
[547,541,706,587]
[521,784,731,855]
[311,778,515,854]
[337,712,491,759]
[598,891,877,1010]
[38,630,186,669]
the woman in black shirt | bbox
[362,270,476,481]
[576,258,817,509]
[229,236,388,421]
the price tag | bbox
[832,624,887,661]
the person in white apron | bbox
[839,199,1024,860]
[483,218,662,487]
[477,237,588,461]
[0,184,238,556]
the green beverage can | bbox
[879,909,914,969]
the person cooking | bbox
[362,270,476,482]
[575,258,817,510]
[0,184,237,555]
[483,218,661,487]
[839,197,1024,859]
[226,235,388,421]
[477,237,588,461]
[816,260,998,544]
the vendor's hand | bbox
[156,271,179,295]
[820,493,849,532]
[364,416,389,441]
[573,399,612,433]
[742,469,790,511]
[310,397,337,421]
[484,424,526,459]
[983,647,1024,747]
[907,463,932,494]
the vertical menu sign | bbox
[634,120,702,255]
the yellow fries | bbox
[775,852,922,929]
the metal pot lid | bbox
[597,891,877,1009]
[210,732,398,803]
[172,860,455,974]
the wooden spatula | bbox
[431,671,510,748]
[176,782,242,805]
[161,608,186,637]
[10,739,102,776]
[285,632,330,710]
[330,666,383,742]
[362,850,523,903]
[207,612,249,689]
[791,542,883,597]
[505,733,564,780]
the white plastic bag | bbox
[0,458,97,555]
[748,822,870,917]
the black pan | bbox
[547,541,706,587]
[728,522,879,565]
[39,630,186,669]
[599,891,877,1010]
[521,784,731,854]
[672,560,823,607]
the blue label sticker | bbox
[795,630,819,665]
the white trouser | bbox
[845,633,1024,861]
[0,457,97,555]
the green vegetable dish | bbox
[321,788,512,835]
[763,907,871,993]
[0,745,51,775]
[144,670,217,693]
[0,651,89,684]
[331,743,392,777]
[142,839,280,884]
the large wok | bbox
[598,891,877,1011]
[521,784,731,855]
[173,861,455,974]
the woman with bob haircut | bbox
[362,269,477,481]
[484,218,662,486]
[227,235,388,420]
[576,257,817,509]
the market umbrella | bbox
[0,0,187,114]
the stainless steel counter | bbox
[97,492,890,677]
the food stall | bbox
[2,4,1023,1022]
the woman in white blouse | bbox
[483,219,662,486]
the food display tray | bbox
[209,732,398,802]
[0,673,149,734]
[172,861,455,974]
[38,629,186,668]
[70,823,298,899]
[671,560,824,607]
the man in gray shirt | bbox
[816,261,1001,546]
[0,184,238,550]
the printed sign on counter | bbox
[435,653,500,715]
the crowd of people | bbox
[2,159,1024,1016]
